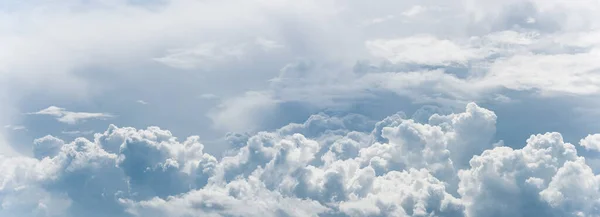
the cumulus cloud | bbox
[458,132,600,217]
[30,106,113,124]
[580,134,600,152]
[4,1,600,217]
[2,103,600,217]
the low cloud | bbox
[2,103,600,217]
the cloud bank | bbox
[3,0,600,216]
[2,103,600,217]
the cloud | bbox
[458,132,600,217]
[401,5,426,17]
[366,36,480,66]
[3,125,26,131]
[61,130,95,136]
[2,103,600,217]
[199,93,219,100]
[30,106,113,124]
[153,43,246,70]
[255,37,284,51]
[213,28,600,129]
[580,134,600,152]
[208,91,280,132]
[4,1,600,217]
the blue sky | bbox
[2,0,600,216]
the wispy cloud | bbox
[30,106,113,124]
[3,125,26,131]
[61,130,95,136]
[199,93,219,100]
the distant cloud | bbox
[401,5,426,17]
[366,35,480,66]
[255,37,284,51]
[360,15,395,26]
[199,93,218,99]
[30,106,113,124]
[493,94,512,103]
[153,43,245,70]
[61,130,95,136]
[3,125,26,131]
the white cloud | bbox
[580,134,600,152]
[255,37,284,51]
[61,130,95,136]
[3,125,26,131]
[366,35,480,66]
[458,132,600,217]
[30,106,113,124]
[361,15,395,26]
[208,91,279,132]
[401,5,426,17]
[4,1,600,216]
[3,103,600,217]
[153,43,246,70]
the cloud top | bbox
[2,103,600,217]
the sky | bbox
[2,0,600,216]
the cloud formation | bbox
[2,103,600,217]
[30,106,113,124]
[3,0,600,217]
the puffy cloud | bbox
[120,177,330,217]
[458,132,600,217]
[5,102,599,217]
[580,134,600,152]
[4,1,600,217]
[339,169,464,217]
[30,106,113,124]
[33,135,64,159]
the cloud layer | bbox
[2,103,600,217]
[3,0,600,217]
